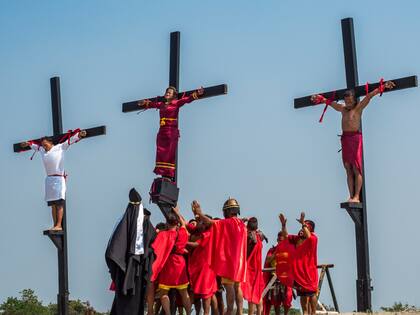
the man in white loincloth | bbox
[21,129,86,230]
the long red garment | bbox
[290,233,318,292]
[145,95,195,178]
[242,233,264,304]
[341,131,363,175]
[151,227,189,287]
[188,231,217,298]
[208,217,247,283]
[275,239,295,288]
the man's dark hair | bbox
[166,212,179,226]
[40,136,53,144]
[156,222,168,231]
[305,220,315,232]
[343,89,355,97]
[247,217,258,231]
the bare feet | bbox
[348,197,360,203]
[51,226,63,231]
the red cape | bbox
[275,239,295,288]
[241,233,265,304]
[151,227,189,286]
[188,231,217,298]
[208,217,247,282]
[291,233,318,292]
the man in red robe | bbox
[139,86,204,179]
[241,217,265,315]
[151,206,191,315]
[280,212,318,315]
[311,80,395,202]
[263,230,294,315]
[188,220,218,315]
[192,198,247,315]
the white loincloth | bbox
[44,176,66,202]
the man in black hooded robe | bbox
[106,188,157,315]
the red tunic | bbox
[208,217,247,283]
[289,233,318,293]
[341,131,363,175]
[151,227,189,288]
[188,231,217,299]
[275,239,295,288]
[145,95,196,178]
[241,233,264,304]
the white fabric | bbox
[135,203,145,255]
[30,134,80,201]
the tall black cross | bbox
[13,77,106,315]
[294,18,417,311]
[122,31,227,183]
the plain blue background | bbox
[1,0,419,312]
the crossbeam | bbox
[122,84,227,113]
[13,126,106,152]
[294,75,417,108]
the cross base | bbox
[340,202,363,227]
[43,229,64,251]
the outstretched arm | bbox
[137,98,162,110]
[172,204,187,228]
[176,87,204,107]
[311,94,344,112]
[61,130,86,150]
[191,200,214,226]
[21,141,40,151]
[357,81,395,110]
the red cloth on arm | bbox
[241,233,264,304]
[341,131,363,175]
[208,217,247,283]
[151,227,189,286]
[289,233,318,292]
[188,231,218,298]
[275,239,295,288]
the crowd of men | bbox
[106,191,319,315]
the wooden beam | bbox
[122,84,228,113]
[13,125,106,153]
[294,75,417,109]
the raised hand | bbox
[279,213,287,226]
[311,94,325,104]
[191,200,202,216]
[20,141,30,148]
[172,204,180,214]
[79,130,87,138]
[296,212,306,225]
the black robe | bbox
[106,189,156,315]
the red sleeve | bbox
[175,95,195,108]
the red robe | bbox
[341,131,363,175]
[151,227,189,288]
[242,233,265,304]
[145,95,196,178]
[188,231,217,298]
[289,233,318,293]
[275,239,295,288]
[208,217,247,283]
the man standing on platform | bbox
[192,199,247,315]
[311,80,395,202]
[280,212,318,315]
[138,86,204,180]
[20,129,86,230]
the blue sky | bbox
[1,0,419,312]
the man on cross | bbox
[138,86,204,180]
[20,129,87,230]
[311,80,395,202]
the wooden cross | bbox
[293,18,417,311]
[122,31,227,183]
[12,77,106,315]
